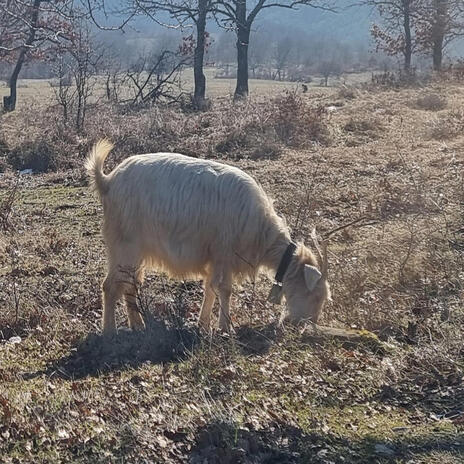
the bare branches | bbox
[120,0,215,107]
[0,0,78,110]
[85,0,138,31]
[125,50,190,105]
[214,0,336,27]
[0,0,77,57]
[52,19,104,131]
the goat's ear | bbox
[304,265,322,292]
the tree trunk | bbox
[106,74,111,100]
[234,2,250,100]
[193,0,207,109]
[433,36,444,71]
[403,0,412,73]
[4,50,26,111]
[432,0,447,71]
[4,0,41,112]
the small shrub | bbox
[342,116,383,146]
[271,91,329,147]
[414,93,447,111]
[426,111,464,140]
[7,141,57,173]
[0,94,327,168]
[0,139,9,173]
[215,131,279,160]
[338,85,358,100]
[0,138,8,154]
[215,132,250,155]
[0,180,19,231]
[344,117,380,134]
[370,69,430,89]
[250,143,281,160]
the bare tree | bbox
[53,20,103,132]
[215,0,335,99]
[318,59,342,86]
[416,0,464,71]
[0,0,75,111]
[53,55,73,122]
[428,0,448,70]
[102,50,126,102]
[248,30,271,78]
[273,36,293,81]
[73,24,102,131]
[130,0,215,109]
[363,0,422,73]
[126,50,189,105]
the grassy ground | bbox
[0,67,369,110]
[0,78,463,463]
[0,67,298,110]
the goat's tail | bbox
[85,139,114,197]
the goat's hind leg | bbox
[102,243,144,335]
[102,271,124,336]
[124,267,146,331]
[218,281,232,332]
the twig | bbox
[324,216,379,239]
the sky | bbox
[97,0,373,43]
[96,1,464,61]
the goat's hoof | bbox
[102,329,117,339]
[129,323,146,332]
[217,325,235,336]
[198,319,211,333]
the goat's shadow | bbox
[25,320,283,380]
[235,322,281,356]
[30,318,199,380]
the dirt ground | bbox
[0,76,463,463]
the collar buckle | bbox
[268,283,283,304]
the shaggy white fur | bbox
[86,140,330,334]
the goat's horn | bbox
[311,228,328,278]
[320,239,328,277]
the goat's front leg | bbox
[198,278,216,330]
[217,275,233,332]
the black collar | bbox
[275,242,297,284]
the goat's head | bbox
[281,233,330,325]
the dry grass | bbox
[337,85,359,100]
[0,92,330,172]
[426,110,464,140]
[414,93,448,111]
[0,79,463,463]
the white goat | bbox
[86,140,330,335]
